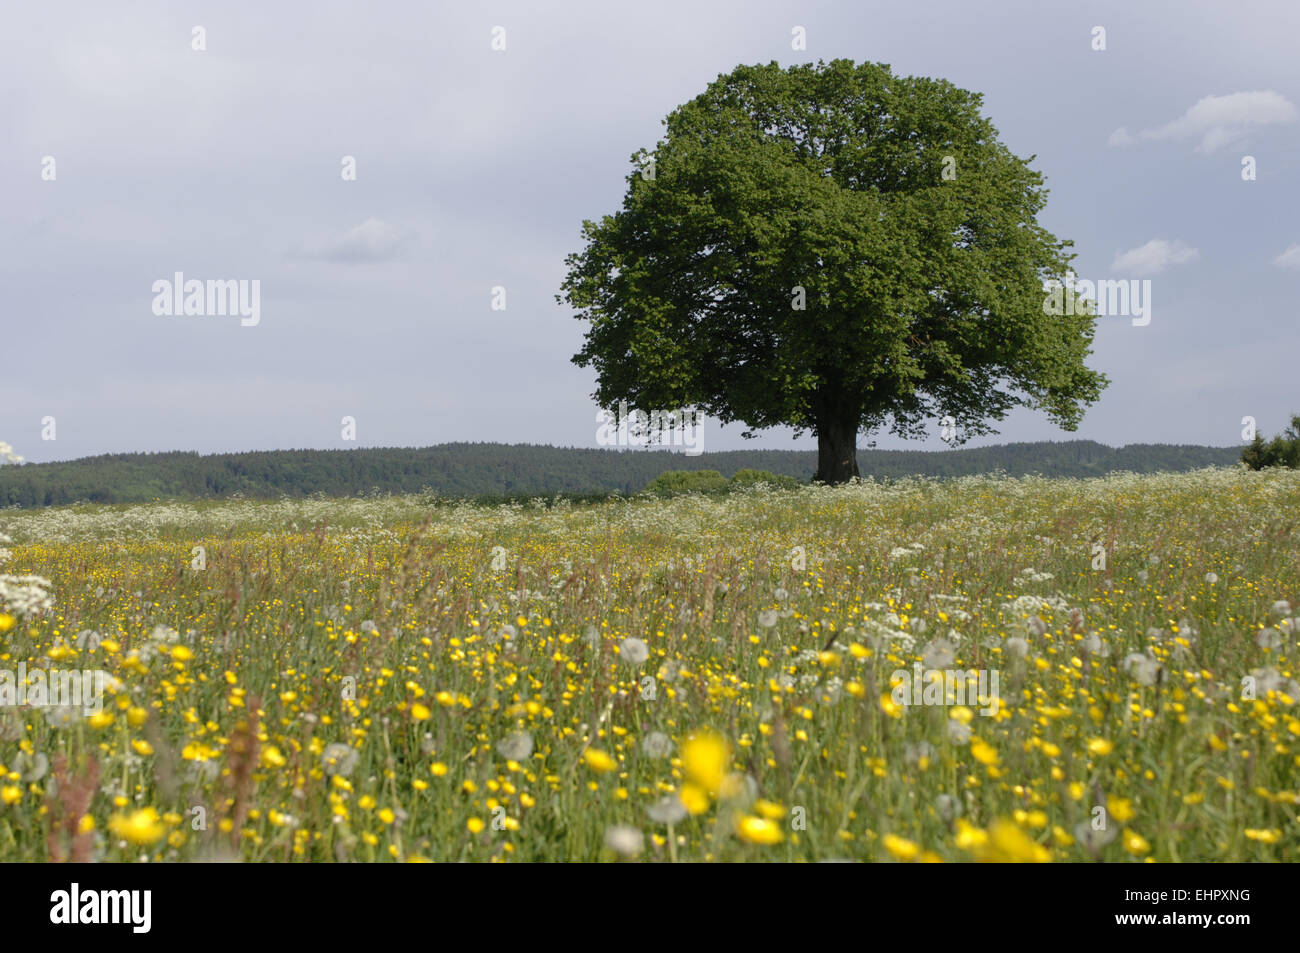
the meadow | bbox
[1,466,1298,862]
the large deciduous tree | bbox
[559,60,1107,483]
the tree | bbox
[1241,415,1300,470]
[559,60,1107,483]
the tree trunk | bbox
[814,413,860,484]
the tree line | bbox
[0,441,1243,509]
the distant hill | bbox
[0,440,1242,509]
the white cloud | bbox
[1111,239,1200,275]
[1273,244,1300,269]
[299,218,412,263]
[1107,127,1134,147]
[1135,91,1297,153]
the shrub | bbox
[1242,415,1300,470]
[729,468,798,489]
[644,469,730,494]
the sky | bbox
[2,0,1297,464]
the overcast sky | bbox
[2,0,1297,464]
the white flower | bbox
[1256,629,1283,650]
[641,731,673,758]
[922,638,955,669]
[646,795,688,825]
[905,741,936,766]
[619,637,649,665]
[603,825,644,857]
[947,720,972,744]
[149,625,179,644]
[1204,572,1218,584]
[1074,822,1118,851]
[1123,652,1160,686]
[757,610,778,629]
[934,793,962,821]
[1005,636,1030,658]
[496,732,533,761]
[13,751,48,782]
[44,707,81,729]
[1082,634,1109,657]
[320,742,359,777]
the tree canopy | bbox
[560,59,1107,482]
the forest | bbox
[0,440,1243,508]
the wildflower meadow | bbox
[1,466,1297,862]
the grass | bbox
[0,466,1297,861]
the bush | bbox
[1241,415,1300,470]
[729,468,798,489]
[644,469,730,494]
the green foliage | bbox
[1241,415,1300,470]
[729,468,798,488]
[645,469,730,494]
[559,59,1108,482]
[0,441,1243,509]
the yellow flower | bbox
[1107,796,1135,823]
[130,739,154,757]
[969,819,1051,863]
[0,613,15,633]
[681,731,730,793]
[261,745,286,768]
[954,819,988,850]
[582,749,617,773]
[971,740,999,766]
[77,815,95,834]
[108,808,167,846]
[1121,828,1151,855]
[882,833,921,861]
[679,783,710,815]
[410,702,431,721]
[1013,809,1048,829]
[1244,828,1281,843]
[754,798,786,820]
[467,817,485,833]
[0,786,21,806]
[377,808,395,824]
[735,814,784,845]
[1087,737,1114,756]
[430,762,448,777]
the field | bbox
[1,467,1298,862]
